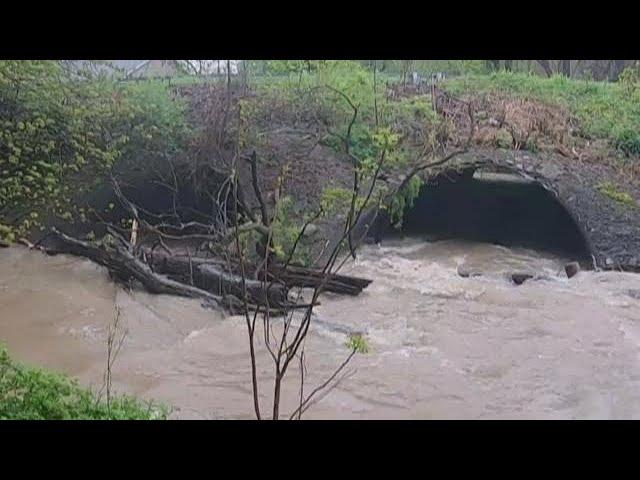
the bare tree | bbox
[608,60,627,82]
[487,60,500,71]
[400,60,415,85]
[225,78,474,419]
[96,302,128,414]
[227,86,387,419]
[39,63,472,420]
[537,60,553,77]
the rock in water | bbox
[457,265,482,278]
[625,289,640,300]
[511,273,534,285]
[565,262,581,279]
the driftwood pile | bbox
[37,154,372,312]
[37,227,371,312]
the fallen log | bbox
[266,264,372,295]
[145,250,371,298]
[144,249,229,276]
[39,229,227,306]
[39,231,293,309]
[145,251,289,307]
[199,264,290,307]
[38,228,369,310]
[565,261,580,279]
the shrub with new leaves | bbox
[0,345,167,420]
[0,61,188,243]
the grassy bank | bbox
[445,72,640,156]
[0,345,167,420]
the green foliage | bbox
[0,345,167,420]
[319,184,380,223]
[252,62,411,169]
[0,61,188,243]
[389,95,438,122]
[370,127,401,155]
[612,128,640,156]
[346,333,369,354]
[618,64,640,94]
[320,187,354,217]
[271,196,312,265]
[119,79,189,160]
[244,62,453,235]
[249,63,420,237]
[596,182,636,206]
[256,61,381,124]
[387,95,447,165]
[388,175,423,228]
[445,71,640,156]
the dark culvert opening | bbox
[383,169,592,262]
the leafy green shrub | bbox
[0,345,167,420]
[612,127,640,156]
[346,333,370,354]
[619,64,640,94]
[320,187,355,217]
[0,61,189,243]
[388,175,423,228]
[247,62,444,234]
[271,196,314,266]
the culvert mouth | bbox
[382,169,592,263]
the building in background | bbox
[61,60,240,79]
[178,60,239,76]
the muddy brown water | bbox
[2,238,640,419]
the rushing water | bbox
[2,238,640,419]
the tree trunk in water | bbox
[265,264,372,295]
[144,250,289,307]
[38,231,290,309]
[39,230,226,305]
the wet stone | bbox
[511,272,535,285]
[565,262,581,279]
[457,265,482,278]
[626,289,640,300]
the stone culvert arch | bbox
[357,148,640,272]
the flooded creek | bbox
[2,237,640,419]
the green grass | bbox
[596,182,637,207]
[445,72,640,155]
[0,345,168,420]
